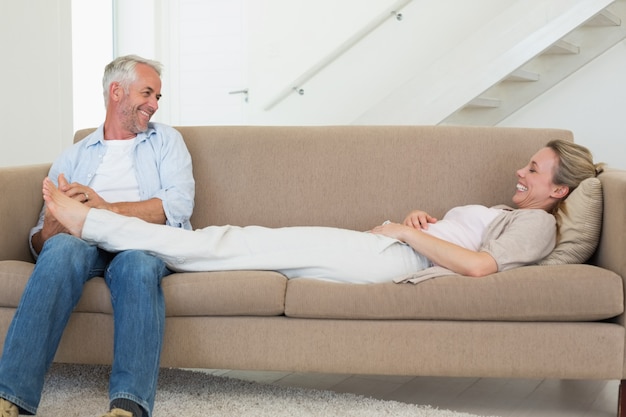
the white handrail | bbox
[263,0,413,111]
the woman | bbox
[41,140,602,284]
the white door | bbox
[163,0,248,126]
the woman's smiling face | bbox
[513,147,569,211]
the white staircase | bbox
[441,1,626,126]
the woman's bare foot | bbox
[42,177,89,237]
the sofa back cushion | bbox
[75,125,574,231]
[174,125,573,230]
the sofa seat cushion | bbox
[0,261,35,307]
[0,261,287,317]
[77,271,288,317]
[284,264,623,321]
[160,271,287,316]
[2,260,621,321]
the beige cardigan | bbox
[396,208,556,284]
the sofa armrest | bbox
[592,169,626,327]
[594,169,626,276]
[0,163,50,262]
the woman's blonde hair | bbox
[546,139,604,193]
[546,139,605,219]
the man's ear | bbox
[109,82,122,102]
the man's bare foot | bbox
[42,177,89,237]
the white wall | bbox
[0,1,73,167]
[245,0,402,124]
[500,40,626,170]
[2,0,625,170]
[72,0,112,132]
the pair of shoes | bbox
[100,408,134,417]
[0,398,18,417]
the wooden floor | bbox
[205,369,619,417]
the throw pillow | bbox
[538,177,603,265]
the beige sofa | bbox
[1,125,625,414]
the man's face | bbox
[117,63,162,134]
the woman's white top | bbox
[423,205,504,251]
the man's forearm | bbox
[104,197,167,225]
[32,198,167,255]
[31,214,70,255]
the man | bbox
[0,55,194,417]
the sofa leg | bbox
[617,379,626,417]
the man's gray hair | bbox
[102,55,163,108]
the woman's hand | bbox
[403,210,437,230]
[370,222,414,242]
[370,209,437,241]
[371,212,498,277]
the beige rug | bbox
[36,363,498,417]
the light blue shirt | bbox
[30,122,195,257]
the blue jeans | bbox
[0,234,169,416]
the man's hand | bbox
[31,208,70,254]
[57,173,166,224]
[41,209,70,236]
[32,173,97,254]
[58,173,103,208]
[403,210,437,230]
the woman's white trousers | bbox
[82,208,429,284]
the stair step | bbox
[586,8,621,26]
[441,0,626,127]
[546,39,580,54]
[506,69,540,82]
[466,97,501,108]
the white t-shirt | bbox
[90,139,141,203]
[423,205,504,251]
